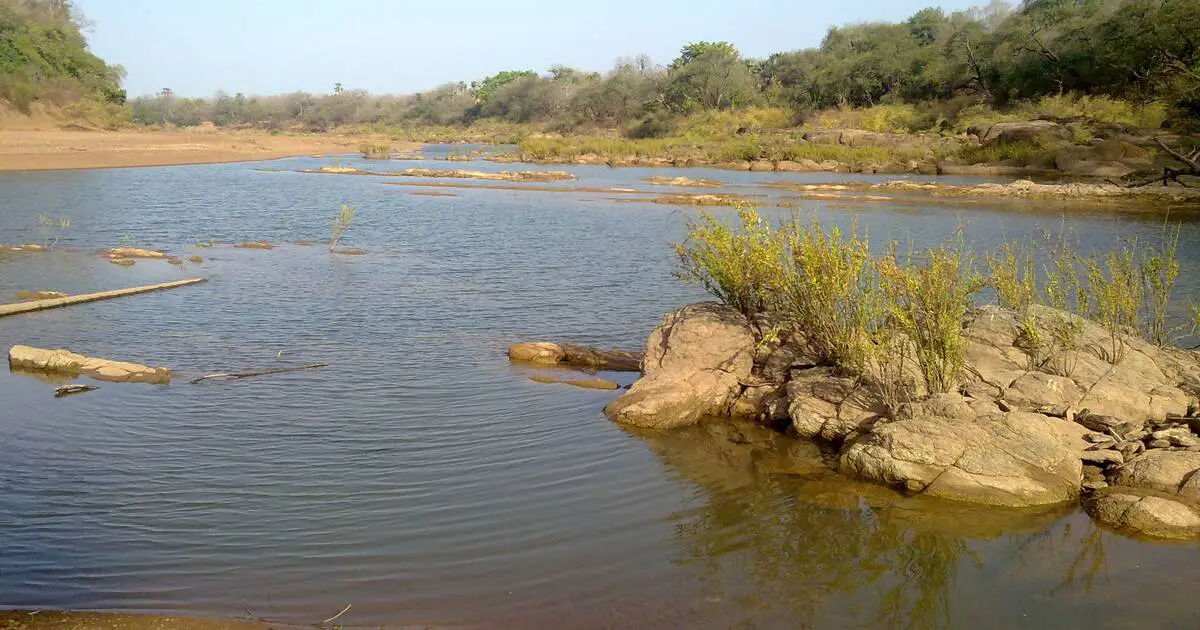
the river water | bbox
[2,151,1199,628]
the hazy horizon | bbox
[77,0,985,99]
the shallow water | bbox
[2,153,1200,628]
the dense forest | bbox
[1,0,1198,136]
[0,0,125,112]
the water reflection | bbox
[631,418,1200,628]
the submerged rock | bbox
[604,302,754,429]
[235,241,274,250]
[508,342,642,372]
[8,344,170,384]
[14,290,67,301]
[106,247,166,259]
[529,374,621,390]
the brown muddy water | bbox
[2,149,1200,628]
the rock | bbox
[166,256,183,265]
[333,248,367,255]
[1148,439,1172,450]
[235,241,274,250]
[839,394,1085,507]
[1083,432,1116,444]
[775,160,806,172]
[1082,480,1109,492]
[786,368,882,442]
[106,247,166,259]
[1173,435,1200,448]
[8,344,170,384]
[529,374,620,390]
[508,342,642,372]
[1151,427,1192,441]
[749,160,775,172]
[1081,449,1124,466]
[605,302,754,429]
[977,120,1072,145]
[1074,411,1134,436]
[1086,489,1200,539]
[1111,450,1200,499]
[14,291,67,300]
[509,342,566,365]
[1120,440,1146,460]
[188,255,203,263]
[109,258,135,266]
[730,383,788,424]
[1054,146,1136,178]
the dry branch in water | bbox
[190,363,329,384]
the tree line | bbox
[2,0,1197,133]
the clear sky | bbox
[76,0,987,98]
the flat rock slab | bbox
[9,344,170,384]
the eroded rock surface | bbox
[604,302,753,429]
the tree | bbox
[665,42,757,111]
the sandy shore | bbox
[0,128,416,172]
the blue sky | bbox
[77,0,987,98]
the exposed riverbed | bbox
[2,151,1200,628]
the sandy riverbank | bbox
[0,128,416,172]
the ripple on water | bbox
[2,157,1200,627]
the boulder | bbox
[508,342,566,365]
[605,302,754,429]
[787,368,883,442]
[1085,449,1200,539]
[1086,489,1200,539]
[8,344,170,384]
[977,120,1072,145]
[1111,450,1200,500]
[774,160,806,172]
[1054,147,1136,178]
[839,394,1085,507]
[749,160,775,172]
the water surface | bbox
[2,154,1199,628]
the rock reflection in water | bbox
[629,419,1094,628]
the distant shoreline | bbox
[0,128,417,173]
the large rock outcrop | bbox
[604,302,754,429]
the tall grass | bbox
[359,143,392,159]
[678,206,1190,416]
[329,203,358,251]
[673,206,785,319]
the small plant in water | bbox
[359,143,392,159]
[330,203,358,251]
[37,214,71,248]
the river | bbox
[2,150,1199,628]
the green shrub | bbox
[329,203,358,251]
[778,216,876,372]
[673,204,786,318]
[358,143,392,159]
[877,239,984,395]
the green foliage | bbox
[673,204,785,318]
[957,136,1057,166]
[1083,243,1143,363]
[0,0,125,111]
[778,216,876,373]
[877,238,983,395]
[358,142,391,159]
[329,203,357,251]
[36,212,69,248]
[1139,224,1181,348]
